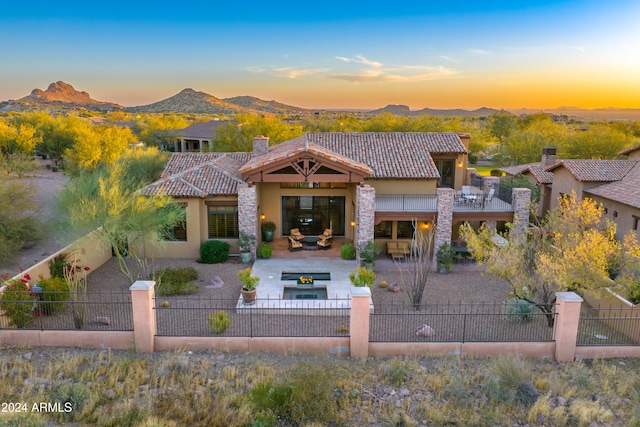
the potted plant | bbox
[359,240,381,269]
[262,221,276,242]
[238,231,256,264]
[436,242,455,274]
[238,268,259,305]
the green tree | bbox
[60,157,183,284]
[460,193,639,326]
[562,124,634,159]
[213,114,304,152]
[135,114,190,149]
[65,123,136,172]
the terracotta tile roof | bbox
[240,132,465,179]
[148,132,467,197]
[546,160,638,182]
[584,163,640,209]
[526,165,554,184]
[239,135,374,177]
[500,164,534,176]
[144,153,249,197]
[619,144,640,156]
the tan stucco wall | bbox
[256,182,354,240]
[587,194,639,239]
[549,168,588,210]
[367,179,437,195]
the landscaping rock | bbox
[92,316,110,325]
[207,276,225,289]
[387,283,401,293]
[415,324,435,337]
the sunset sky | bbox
[2,0,639,110]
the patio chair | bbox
[485,188,495,202]
[288,235,303,251]
[317,237,332,249]
[290,228,304,241]
[461,186,471,196]
[317,228,332,240]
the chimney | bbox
[541,146,557,167]
[252,136,269,157]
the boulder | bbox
[415,324,435,337]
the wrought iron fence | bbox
[471,174,484,188]
[369,301,555,343]
[496,184,513,205]
[154,296,351,337]
[577,306,640,346]
[0,291,133,331]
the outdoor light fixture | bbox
[260,213,266,220]
[350,221,356,227]
[457,161,463,168]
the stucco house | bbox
[500,144,640,239]
[142,132,531,259]
[171,119,231,152]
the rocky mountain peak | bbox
[24,81,106,105]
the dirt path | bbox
[1,163,82,275]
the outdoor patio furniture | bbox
[317,237,332,249]
[317,228,333,241]
[288,235,303,251]
[485,188,495,203]
[290,228,304,241]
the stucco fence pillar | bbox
[130,280,157,353]
[355,184,375,264]
[350,287,371,358]
[434,188,455,268]
[238,184,258,257]
[553,292,583,362]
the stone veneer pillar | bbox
[511,188,531,242]
[238,183,258,256]
[466,168,477,186]
[434,188,455,263]
[482,176,500,192]
[355,184,375,263]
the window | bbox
[634,216,639,231]
[396,221,415,239]
[374,221,392,238]
[280,182,347,189]
[208,205,238,238]
[434,159,455,188]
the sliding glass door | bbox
[281,196,345,236]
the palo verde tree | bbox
[60,151,183,284]
[460,193,640,327]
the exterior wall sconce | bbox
[260,213,266,220]
[350,221,356,227]
[422,222,431,230]
[457,161,463,168]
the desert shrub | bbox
[38,276,70,315]
[382,359,411,386]
[483,356,539,406]
[154,267,199,296]
[0,411,45,427]
[208,310,231,334]
[504,297,536,323]
[248,363,340,425]
[257,242,272,259]
[0,280,33,328]
[626,277,640,305]
[349,266,376,288]
[340,244,355,260]
[198,240,230,264]
[51,383,90,422]
[49,253,69,278]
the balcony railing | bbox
[375,194,438,212]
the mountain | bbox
[125,88,261,115]
[367,104,500,117]
[0,81,121,112]
[224,95,308,114]
[508,107,640,121]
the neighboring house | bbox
[499,145,640,238]
[171,119,231,152]
[142,132,531,258]
[500,147,556,216]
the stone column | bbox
[511,188,531,242]
[199,139,204,152]
[350,287,371,358]
[482,176,500,192]
[355,184,375,263]
[130,280,156,353]
[238,184,258,256]
[180,139,186,153]
[434,188,455,264]
[553,292,583,362]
